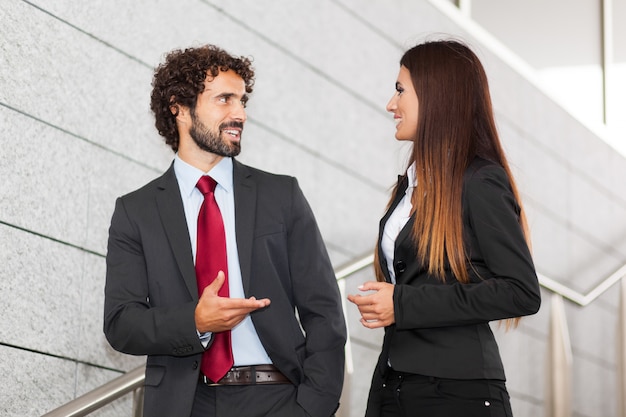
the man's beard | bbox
[189,111,242,157]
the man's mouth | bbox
[223,129,241,138]
[221,122,244,140]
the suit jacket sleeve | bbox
[287,179,347,417]
[104,196,204,357]
[393,163,541,329]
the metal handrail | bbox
[334,254,375,281]
[539,263,626,306]
[41,366,145,417]
[41,253,626,417]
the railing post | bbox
[132,387,144,417]
[547,294,572,417]
[336,277,353,417]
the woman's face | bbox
[386,65,419,141]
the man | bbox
[104,45,346,417]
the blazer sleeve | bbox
[104,196,204,357]
[287,179,347,417]
[394,164,541,330]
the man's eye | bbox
[241,100,248,108]
[218,97,228,103]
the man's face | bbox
[188,69,248,157]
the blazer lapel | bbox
[394,215,415,252]
[377,175,408,283]
[155,164,198,300]
[381,175,408,225]
[233,160,256,294]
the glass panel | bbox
[470,0,604,126]
[609,0,626,132]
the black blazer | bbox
[104,160,346,417]
[376,157,540,380]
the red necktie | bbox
[196,175,233,382]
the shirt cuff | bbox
[197,329,213,348]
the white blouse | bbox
[380,162,416,283]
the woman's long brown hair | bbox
[376,40,529,327]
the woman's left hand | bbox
[347,281,395,328]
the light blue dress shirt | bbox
[173,155,272,366]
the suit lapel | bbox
[155,165,199,300]
[381,175,407,225]
[377,175,408,283]
[233,160,256,294]
[394,215,415,252]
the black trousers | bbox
[190,381,310,417]
[365,368,514,417]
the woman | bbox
[347,39,541,417]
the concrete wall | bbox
[1,1,625,416]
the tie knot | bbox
[196,175,217,195]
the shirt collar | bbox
[173,155,234,197]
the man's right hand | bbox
[194,271,271,333]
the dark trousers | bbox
[365,368,513,417]
[190,381,310,417]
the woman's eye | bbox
[394,82,404,96]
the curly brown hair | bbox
[150,45,255,152]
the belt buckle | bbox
[201,374,222,386]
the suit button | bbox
[192,361,198,370]
[394,260,406,273]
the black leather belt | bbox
[199,365,291,386]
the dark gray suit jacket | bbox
[374,157,541,381]
[104,159,346,417]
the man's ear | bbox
[169,95,190,116]
[171,103,190,121]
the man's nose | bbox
[231,102,247,121]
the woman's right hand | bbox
[347,281,395,328]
